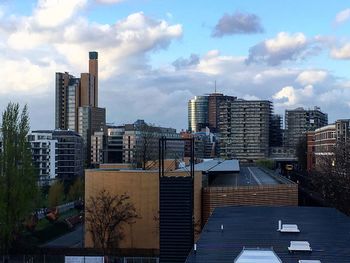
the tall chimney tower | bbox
[89,51,98,107]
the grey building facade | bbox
[219,100,272,161]
[285,106,328,148]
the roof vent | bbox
[298,260,321,263]
[277,220,300,232]
[235,248,282,263]
[288,241,312,252]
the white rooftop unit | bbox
[277,220,300,232]
[280,224,300,232]
[288,241,312,252]
[234,248,282,263]
[298,260,321,263]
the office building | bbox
[29,130,84,182]
[188,93,236,133]
[307,119,350,171]
[219,100,272,161]
[188,96,209,133]
[123,120,184,166]
[285,106,328,148]
[181,129,217,159]
[78,106,106,164]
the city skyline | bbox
[0,0,350,130]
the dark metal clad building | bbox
[186,206,350,263]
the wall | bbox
[202,184,298,223]
[85,169,202,250]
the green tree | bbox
[0,103,39,252]
[68,177,84,201]
[48,181,65,207]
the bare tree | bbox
[311,140,350,214]
[134,122,161,169]
[85,189,139,254]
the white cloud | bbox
[273,85,314,106]
[296,70,328,85]
[34,0,87,28]
[331,43,350,59]
[95,0,124,3]
[246,32,321,65]
[335,8,350,25]
[265,32,306,53]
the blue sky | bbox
[0,0,350,130]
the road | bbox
[41,225,83,248]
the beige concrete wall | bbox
[99,163,133,169]
[85,169,202,250]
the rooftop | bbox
[209,166,292,187]
[186,206,350,263]
[178,159,240,173]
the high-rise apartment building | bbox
[219,100,272,161]
[285,106,328,148]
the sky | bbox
[0,0,350,131]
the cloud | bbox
[246,32,321,65]
[34,0,87,28]
[212,11,263,37]
[334,8,350,25]
[96,0,124,3]
[330,43,350,59]
[172,54,200,70]
[296,70,328,85]
[273,85,314,106]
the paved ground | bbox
[210,167,281,186]
[41,225,83,248]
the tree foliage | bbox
[0,103,39,252]
[85,189,139,253]
[311,141,350,214]
[296,135,307,171]
[68,177,84,201]
[48,181,65,207]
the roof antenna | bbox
[214,80,217,93]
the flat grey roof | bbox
[209,166,292,187]
[186,206,350,263]
[179,159,240,173]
